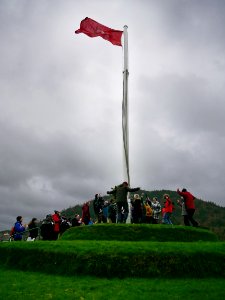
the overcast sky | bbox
[1,0,225,230]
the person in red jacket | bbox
[162,194,173,225]
[177,188,198,227]
[82,202,91,225]
[52,210,61,240]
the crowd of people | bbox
[9,183,198,241]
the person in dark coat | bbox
[28,218,39,239]
[71,214,82,227]
[107,182,140,223]
[60,216,71,234]
[132,194,143,223]
[40,214,54,240]
[93,194,105,223]
[108,199,117,223]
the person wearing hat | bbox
[107,182,140,223]
[52,210,61,240]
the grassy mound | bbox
[0,225,223,279]
[0,240,224,278]
[61,224,218,242]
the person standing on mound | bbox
[107,182,140,223]
[151,197,161,224]
[177,197,189,226]
[13,216,26,241]
[28,218,39,240]
[177,188,198,227]
[162,194,173,225]
[52,210,61,240]
[82,202,91,225]
[132,194,143,224]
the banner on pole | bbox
[75,17,123,46]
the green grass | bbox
[61,224,218,242]
[0,267,224,300]
[0,240,224,278]
[1,224,224,298]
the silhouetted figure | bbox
[28,218,39,240]
[40,215,54,240]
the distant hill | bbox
[61,189,225,241]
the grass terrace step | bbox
[60,224,218,242]
[0,240,224,278]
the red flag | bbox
[75,17,123,46]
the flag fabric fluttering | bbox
[75,17,123,46]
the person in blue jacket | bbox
[14,216,26,241]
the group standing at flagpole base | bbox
[8,184,199,242]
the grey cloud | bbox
[1,0,225,230]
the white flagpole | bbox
[122,25,130,186]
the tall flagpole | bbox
[122,25,130,185]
